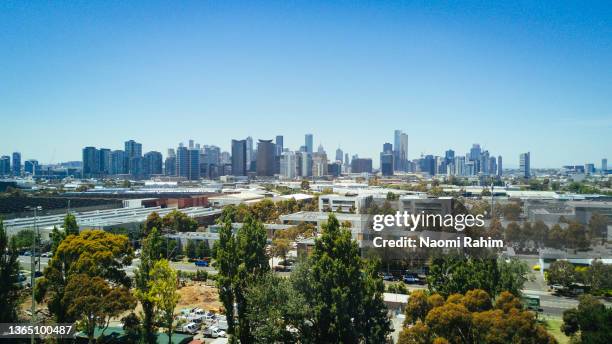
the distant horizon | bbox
[1,2,610,167]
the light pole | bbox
[25,205,42,344]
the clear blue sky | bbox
[1,1,610,168]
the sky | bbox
[1,1,611,168]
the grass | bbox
[542,316,570,344]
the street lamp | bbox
[25,205,42,344]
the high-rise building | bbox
[143,151,163,177]
[301,153,313,177]
[202,145,221,179]
[445,150,455,164]
[280,151,297,179]
[188,139,194,149]
[256,140,275,176]
[420,155,435,176]
[164,149,176,176]
[124,140,142,159]
[82,146,99,178]
[111,150,128,175]
[480,150,490,175]
[584,163,595,175]
[380,143,394,176]
[187,148,201,180]
[124,140,142,176]
[231,139,247,176]
[0,156,10,176]
[305,134,313,154]
[488,157,497,178]
[393,130,408,171]
[351,158,373,174]
[24,160,39,175]
[602,158,608,173]
[335,148,343,162]
[497,156,503,176]
[98,148,111,175]
[454,156,466,176]
[12,152,21,176]
[245,136,254,171]
[176,145,189,179]
[328,162,342,177]
[519,152,530,179]
[312,152,328,177]
[275,135,284,156]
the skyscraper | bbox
[12,152,21,176]
[111,150,127,175]
[335,148,343,162]
[125,140,142,177]
[0,156,10,176]
[312,152,328,177]
[24,160,39,175]
[305,134,313,154]
[275,135,284,156]
[393,130,408,171]
[351,158,373,174]
[82,146,99,178]
[245,136,254,171]
[256,140,275,176]
[231,139,247,176]
[302,153,313,177]
[188,148,201,180]
[497,156,503,176]
[280,151,297,179]
[143,151,163,177]
[176,145,189,179]
[98,148,111,175]
[380,143,394,176]
[602,158,608,173]
[519,152,530,179]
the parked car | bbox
[41,252,52,257]
[379,272,395,281]
[204,326,226,338]
[194,260,209,267]
[403,274,420,284]
[180,322,199,334]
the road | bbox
[19,255,607,317]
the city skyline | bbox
[1,2,611,167]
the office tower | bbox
[380,143,394,176]
[445,150,455,164]
[335,148,343,162]
[245,136,254,171]
[98,148,111,175]
[176,145,189,179]
[12,152,21,176]
[328,162,341,177]
[24,160,39,175]
[351,158,373,174]
[0,156,10,176]
[143,151,163,178]
[602,158,608,173]
[435,156,446,175]
[312,152,328,177]
[420,155,435,176]
[453,156,465,176]
[301,153,313,177]
[256,140,275,176]
[82,146,99,178]
[469,144,481,162]
[316,144,325,155]
[519,152,530,179]
[220,151,231,165]
[275,135,284,156]
[187,148,200,180]
[280,151,297,179]
[393,130,408,171]
[231,139,247,176]
[305,134,313,154]
[489,157,497,178]
[202,145,221,179]
[111,150,127,175]
[480,150,490,175]
[497,156,503,176]
[188,139,194,149]
[124,140,142,159]
[584,163,595,175]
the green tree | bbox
[143,212,164,236]
[148,259,180,344]
[195,240,211,259]
[184,239,197,259]
[0,219,21,322]
[547,260,576,289]
[134,227,163,344]
[270,238,290,263]
[36,230,133,325]
[64,274,135,344]
[162,210,198,232]
[588,212,608,244]
[301,179,310,190]
[63,213,79,236]
[213,220,238,343]
[562,294,612,343]
[49,225,66,255]
[12,228,36,249]
[502,202,522,221]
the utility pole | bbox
[26,205,41,344]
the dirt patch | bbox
[176,282,223,313]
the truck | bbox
[204,325,227,338]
